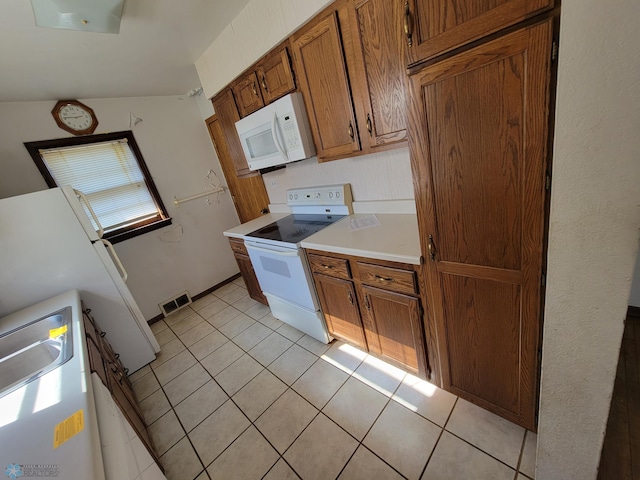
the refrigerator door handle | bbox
[74,189,104,238]
[100,239,128,282]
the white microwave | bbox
[234,92,316,171]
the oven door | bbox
[244,240,319,311]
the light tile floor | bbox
[129,278,537,480]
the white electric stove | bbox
[243,184,353,343]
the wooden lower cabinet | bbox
[82,307,162,469]
[308,250,429,378]
[228,238,268,305]
[361,285,426,375]
[314,274,367,350]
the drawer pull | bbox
[321,264,335,270]
[375,274,394,282]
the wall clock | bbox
[51,100,98,135]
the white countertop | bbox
[0,290,104,480]
[223,213,289,239]
[301,213,423,265]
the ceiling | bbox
[0,0,251,102]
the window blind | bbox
[40,139,161,232]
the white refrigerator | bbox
[0,186,159,372]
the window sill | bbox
[104,218,173,244]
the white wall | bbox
[262,147,415,204]
[537,0,640,478]
[628,253,640,307]
[196,0,332,99]
[0,96,240,320]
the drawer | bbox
[229,238,248,256]
[357,262,417,295]
[308,253,351,280]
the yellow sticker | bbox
[49,325,68,339]
[53,410,84,449]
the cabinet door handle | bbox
[404,1,414,47]
[348,122,354,140]
[347,291,354,305]
[100,331,106,338]
[375,274,394,282]
[261,75,268,93]
[364,295,370,310]
[428,235,436,261]
[366,114,372,135]
[252,82,258,96]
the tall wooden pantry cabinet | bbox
[408,17,556,430]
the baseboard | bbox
[147,273,242,325]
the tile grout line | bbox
[417,396,459,479]
[514,431,528,480]
[142,290,519,480]
[152,294,323,479]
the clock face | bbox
[59,104,93,131]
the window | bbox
[25,131,171,243]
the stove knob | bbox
[336,191,341,198]
[289,194,293,200]
[328,192,333,198]
[294,194,298,200]
[314,192,321,199]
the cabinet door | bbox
[109,368,160,466]
[361,285,426,376]
[313,273,367,349]
[257,47,296,104]
[235,252,268,305]
[86,336,108,386]
[404,0,553,66]
[206,114,270,222]
[408,21,553,429]
[293,13,360,159]
[231,72,265,117]
[345,0,408,150]
[211,89,255,178]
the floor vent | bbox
[159,291,192,317]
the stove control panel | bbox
[287,184,353,209]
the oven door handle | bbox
[245,242,300,257]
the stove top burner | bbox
[246,214,346,245]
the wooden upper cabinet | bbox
[205,114,270,222]
[292,13,361,160]
[343,0,408,150]
[256,47,296,104]
[408,20,554,429]
[211,88,253,178]
[404,0,554,66]
[231,72,265,117]
[231,46,296,117]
